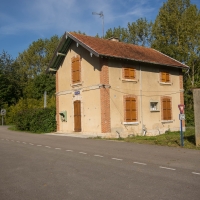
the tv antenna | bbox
[92,11,104,38]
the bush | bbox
[15,107,56,133]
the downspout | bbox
[140,64,144,135]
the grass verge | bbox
[95,128,200,150]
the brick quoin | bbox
[179,69,185,127]
[100,58,111,133]
[56,72,60,131]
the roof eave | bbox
[66,32,99,57]
[98,54,189,69]
[47,32,72,72]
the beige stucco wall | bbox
[108,61,182,137]
[57,41,102,134]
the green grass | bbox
[99,128,200,150]
[8,125,18,131]
[7,125,44,134]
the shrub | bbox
[15,107,56,133]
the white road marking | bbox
[11,140,14,142]
[55,148,61,150]
[22,142,27,144]
[112,158,123,161]
[17,141,20,143]
[66,150,73,152]
[79,152,87,154]
[192,172,200,175]
[37,145,42,147]
[94,155,104,157]
[45,146,51,148]
[6,139,9,141]
[134,162,147,165]
[1,139,4,140]
[29,143,34,145]
[159,166,176,171]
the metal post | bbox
[180,119,184,146]
[2,116,3,126]
[44,91,47,108]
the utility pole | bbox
[92,11,104,38]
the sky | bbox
[0,0,200,59]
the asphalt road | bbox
[0,126,200,200]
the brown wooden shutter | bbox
[125,98,131,122]
[162,98,171,120]
[129,68,135,79]
[166,99,171,120]
[125,97,137,122]
[124,68,130,79]
[124,68,135,79]
[161,72,170,82]
[72,57,80,84]
[131,97,137,121]
[166,73,170,82]
[161,72,166,82]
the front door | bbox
[74,100,81,132]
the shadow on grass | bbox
[184,135,196,145]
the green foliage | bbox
[0,51,22,107]
[16,35,59,85]
[15,107,56,133]
[104,18,152,46]
[5,97,55,125]
[23,73,55,99]
[151,0,200,126]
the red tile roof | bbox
[68,32,188,69]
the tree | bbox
[104,18,152,46]
[151,0,200,126]
[127,18,152,46]
[0,51,22,107]
[23,73,55,100]
[16,35,60,85]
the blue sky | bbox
[0,0,200,59]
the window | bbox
[72,56,81,84]
[124,96,137,122]
[162,97,172,120]
[160,71,170,83]
[123,67,136,80]
[150,101,159,111]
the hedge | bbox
[15,107,56,133]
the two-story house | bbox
[48,32,189,137]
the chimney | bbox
[108,37,120,42]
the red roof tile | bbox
[68,32,188,69]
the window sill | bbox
[123,122,139,125]
[150,110,160,112]
[159,82,172,85]
[71,82,83,87]
[122,79,138,83]
[161,120,174,123]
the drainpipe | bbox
[140,64,143,135]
